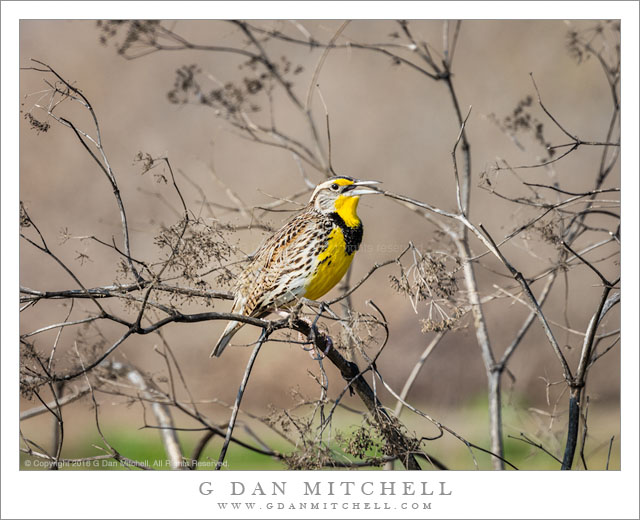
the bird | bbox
[211,176,380,357]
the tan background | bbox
[19,20,620,462]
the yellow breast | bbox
[303,227,355,301]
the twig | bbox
[20,282,234,303]
[108,361,185,470]
[305,21,350,112]
[216,329,266,470]
[20,386,90,421]
[47,301,74,369]
[498,271,557,369]
[73,343,152,470]
[385,332,446,470]
[29,60,142,282]
[325,244,411,305]
[190,430,216,470]
[606,436,614,470]
[561,290,619,470]
[579,395,590,470]
[478,223,572,382]
[507,433,562,465]
[561,240,615,287]
[20,210,108,315]
[575,291,619,383]
[452,106,473,215]
[293,318,426,470]
[530,73,578,141]
[375,368,518,470]
[23,316,101,339]
[393,332,446,419]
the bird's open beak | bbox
[343,180,382,196]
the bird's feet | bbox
[299,320,333,360]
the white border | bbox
[3,2,638,519]
[1,0,640,19]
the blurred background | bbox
[19,19,620,469]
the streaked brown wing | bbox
[236,210,319,316]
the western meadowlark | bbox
[211,176,380,357]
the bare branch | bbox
[20,386,90,421]
[507,433,562,465]
[108,361,185,470]
[216,330,267,470]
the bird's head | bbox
[309,176,381,222]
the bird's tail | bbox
[210,320,244,358]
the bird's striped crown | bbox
[309,176,380,227]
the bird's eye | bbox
[331,183,339,191]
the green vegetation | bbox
[20,395,620,471]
